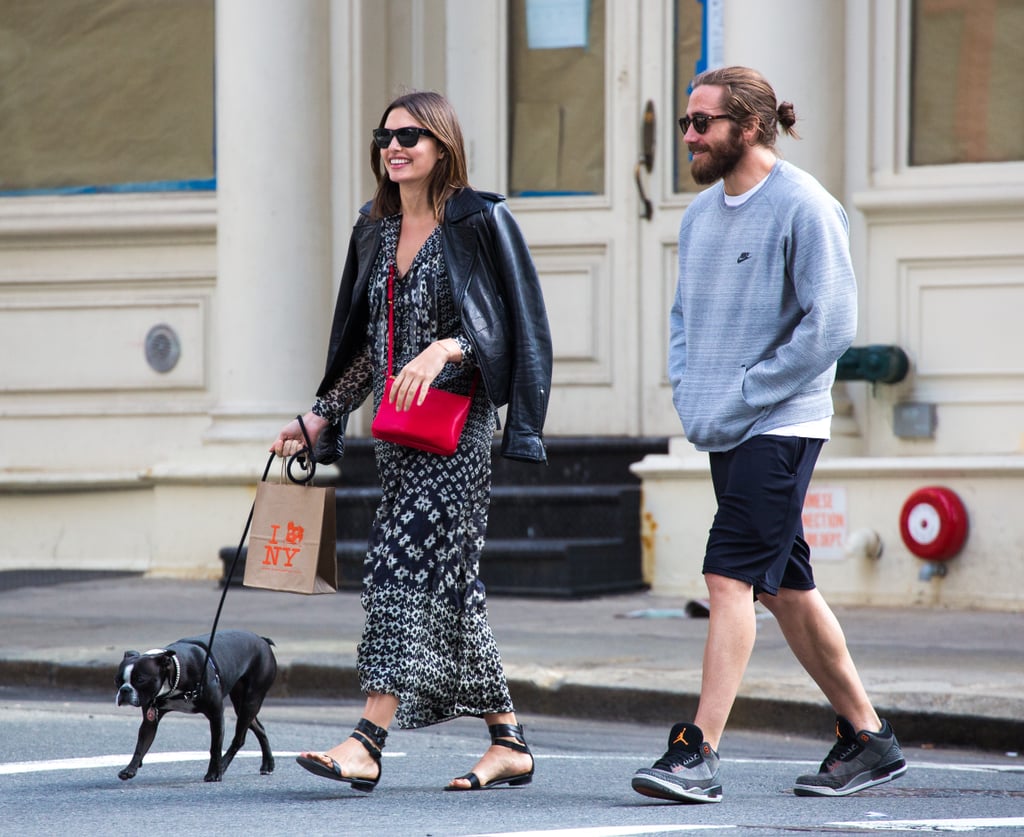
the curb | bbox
[3,659,1021,754]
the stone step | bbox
[223,436,667,598]
[332,437,668,487]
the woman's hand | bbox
[390,340,461,411]
[270,411,329,458]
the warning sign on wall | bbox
[802,485,847,560]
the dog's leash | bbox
[196,415,317,700]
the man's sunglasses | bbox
[373,127,436,148]
[678,113,736,135]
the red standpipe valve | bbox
[899,486,968,561]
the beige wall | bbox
[845,1,1024,457]
[637,0,1024,609]
[1,0,1022,607]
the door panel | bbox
[506,0,641,435]
[446,0,714,437]
[638,0,713,437]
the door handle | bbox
[635,100,656,220]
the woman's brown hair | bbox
[370,90,471,221]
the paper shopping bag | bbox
[243,480,337,594]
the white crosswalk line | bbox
[0,749,404,775]
[1,751,247,775]
[829,818,1024,832]
[5,752,1021,834]
[463,828,734,836]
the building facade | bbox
[1,0,1022,607]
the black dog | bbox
[115,630,277,782]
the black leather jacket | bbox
[318,188,553,463]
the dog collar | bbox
[169,653,181,694]
[164,652,205,704]
[149,650,181,699]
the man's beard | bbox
[690,127,745,185]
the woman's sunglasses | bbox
[678,113,736,135]
[373,127,436,149]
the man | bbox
[631,66,906,803]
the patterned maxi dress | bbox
[312,215,514,729]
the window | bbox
[0,0,215,195]
[910,0,1024,165]
[507,0,605,196]
[673,0,707,192]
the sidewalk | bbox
[1,574,1022,752]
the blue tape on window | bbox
[515,190,596,197]
[0,178,216,197]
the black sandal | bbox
[295,717,388,792]
[446,723,535,791]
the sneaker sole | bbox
[631,773,723,804]
[793,759,908,797]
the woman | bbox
[271,90,552,792]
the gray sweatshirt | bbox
[668,160,857,452]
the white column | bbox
[207,0,332,444]
[722,0,845,196]
[445,0,504,188]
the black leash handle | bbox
[286,414,317,485]
[198,415,316,698]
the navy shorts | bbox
[703,435,824,598]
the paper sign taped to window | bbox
[527,0,588,50]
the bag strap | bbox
[386,261,396,377]
[385,260,479,397]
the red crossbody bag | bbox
[370,263,478,456]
